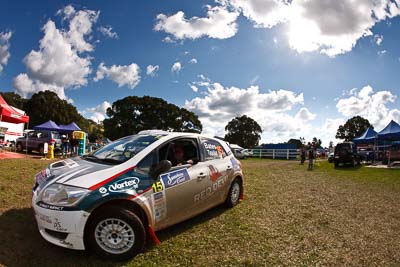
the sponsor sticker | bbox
[194,175,228,203]
[152,191,167,222]
[38,213,52,224]
[160,169,190,188]
[208,165,222,182]
[99,177,140,196]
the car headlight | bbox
[40,184,89,207]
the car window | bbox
[201,138,227,161]
[41,131,49,138]
[89,134,163,164]
[158,138,200,167]
[137,151,157,174]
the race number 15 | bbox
[152,181,163,193]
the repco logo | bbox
[108,177,140,193]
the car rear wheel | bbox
[39,145,44,155]
[86,207,146,261]
[225,178,242,208]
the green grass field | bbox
[0,158,399,266]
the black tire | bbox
[16,142,23,152]
[39,145,44,155]
[334,161,339,167]
[225,178,242,208]
[86,207,146,261]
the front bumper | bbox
[32,191,90,250]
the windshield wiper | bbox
[83,155,123,165]
[100,158,124,164]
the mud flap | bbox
[148,225,160,245]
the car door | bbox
[198,137,234,208]
[153,137,211,228]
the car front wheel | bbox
[225,178,242,208]
[86,207,146,261]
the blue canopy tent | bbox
[59,122,81,133]
[377,120,400,140]
[33,120,60,131]
[353,127,378,143]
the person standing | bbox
[300,148,306,165]
[308,146,314,170]
[61,134,70,158]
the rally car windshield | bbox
[85,134,165,165]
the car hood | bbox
[34,157,114,190]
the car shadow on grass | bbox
[0,208,117,267]
[0,205,227,266]
[333,164,363,171]
[155,204,227,242]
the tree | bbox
[312,137,322,148]
[0,92,27,110]
[335,116,373,141]
[287,138,304,149]
[25,91,83,127]
[224,115,262,148]
[103,96,202,140]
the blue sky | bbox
[0,0,400,146]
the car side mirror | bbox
[150,160,172,180]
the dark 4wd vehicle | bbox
[334,142,361,167]
[16,130,62,154]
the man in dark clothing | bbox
[308,148,314,170]
[300,149,306,165]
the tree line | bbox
[1,90,373,147]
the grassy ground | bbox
[0,158,399,266]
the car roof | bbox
[136,130,232,152]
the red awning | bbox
[0,95,29,124]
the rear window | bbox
[335,143,351,152]
[201,138,227,161]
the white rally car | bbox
[32,130,244,260]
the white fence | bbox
[250,149,299,160]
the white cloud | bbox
[315,118,346,146]
[378,50,387,55]
[171,62,182,73]
[336,85,397,129]
[184,80,310,144]
[13,73,69,101]
[162,36,176,43]
[146,65,159,77]
[189,58,198,64]
[0,31,12,73]
[154,0,400,56]
[84,101,111,122]
[94,62,141,89]
[190,85,198,92]
[295,107,316,121]
[288,0,399,56]
[154,5,239,41]
[57,5,99,53]
[374,34,383,46]
[99,26,118,39]
[228,0,400,57]
[229,0,290,28]
[14,5,101,99]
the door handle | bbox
[226,166,233,171]
[197,173,207,180]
